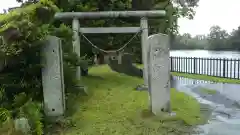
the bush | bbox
[0,0,84,134]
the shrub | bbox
[0,0,84,134]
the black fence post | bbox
[223,59,226,78]
[238,59,240,79]
[193,57,196,74]
[233,59,235,79]
[170,57,240,80]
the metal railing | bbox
[170,57,240,79]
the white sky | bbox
[178,0,240,36]
[1,0,240,36]
[0,1,21,12]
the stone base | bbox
[135,84,148,91]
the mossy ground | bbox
[59,65,204,135]
[172,72,240,84]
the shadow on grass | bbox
[65,75,106,117]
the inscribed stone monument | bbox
[41,36,65,117]
[147,34,170,115]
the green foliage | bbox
[19,100,43,135]
[0,89,43,135]
[0,1,82,134]
[0,1,60,102]
[0,108,12,125]
[0,107,13,134]
[49,0,198,62]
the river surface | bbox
[170,50,240,58]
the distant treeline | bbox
[171,25,240,51]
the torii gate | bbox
[54,10,166,86]
[43,10,170,117]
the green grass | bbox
[200,88,217,95]
[63,65,205,135]
[171,72,240,84]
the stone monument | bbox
[147,34,171,115]
[41,36,65,117]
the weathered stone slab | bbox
[147,34,171,115]
[41,36,65,117]
[14,117,30,134]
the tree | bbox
[15,0,199,60]
[207,25,229,50]
[227,27,240,50]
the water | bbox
[170,50,240,58]
[173,76,240,135]
[170,50,240,79]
